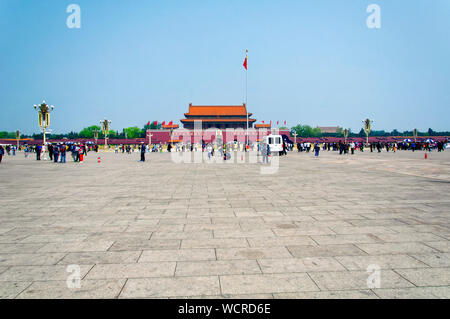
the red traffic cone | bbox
[425,153,427,159]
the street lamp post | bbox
[100,119,111,149]
[147,130,153,145]
[362,119,373,145]
[34,101,54,160]
[293,132,298,145]
[413,128,418,143]
[16,130,20,150]
[343,128,349,144]
[93,129,99,145]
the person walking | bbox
[140,143,146,162]
[207,144,212,160]
[261,143,269,164]
[60,144,66,163]
[36,145,41,160]
[78,144,84,162]
[48,144,53,161]
[0,145,4,164]
[74,144,80,162]
[314,142,320,157]
[53,144,60,163]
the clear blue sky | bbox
[1,0,449,134]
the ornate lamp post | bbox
[148,132,153,145]
[413,128,418,143]
[292,132,298,145]
[16,130,21,150]
[343,128,349,144]
[100,119,111,148]
[93,129,99,145]
[362,119,373,145]
[34,101,54,160]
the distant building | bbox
[254,123,271,129]
[316,126,340,134]
[180,103,256,130]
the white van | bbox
[263,134,283,152]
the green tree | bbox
[79,125,101,138]
[0,131,16,138]
[108,130,118,138]
[123,126,143,139]
[358,128,365,137]
[290,124,322,137]
[312,127,322,137]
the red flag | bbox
[243,53,247,70]
[169,121,173,125]
[147,121,150,126]
[270,120,272,125]
[162,121,166,125]
[277,121,279,125]
[284,120,286,125]
[153,121,158,126]
[262,120,264,124]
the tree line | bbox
[1,124,449,140]
[0,122,162,140]
[290,125,450,138]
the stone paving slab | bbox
[287,244,366,258]
[175,260,261,276]
[85,262,176,279]
[139,249,216,262]
[0,150,449,298]
[273,290,378,299]
[258,257,346,273]
[0,281,32,299]
[335,254,429,270]
[355,242,440,255]
[16,279,126,299]
[216,247,293,260]
[0,253,66,266]
[0,265,93,282]
[220,273,319,295]
[120,276,221,298]
[58,251,142,265]
[309,270,415,290]
[394,267,450,286]
[372,286,450,299]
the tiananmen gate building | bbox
[180,103,256,129]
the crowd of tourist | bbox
[295,140,448,155]
[0,138,447,165]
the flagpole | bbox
[245,49,248,146]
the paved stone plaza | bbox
[0,150,449,298]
